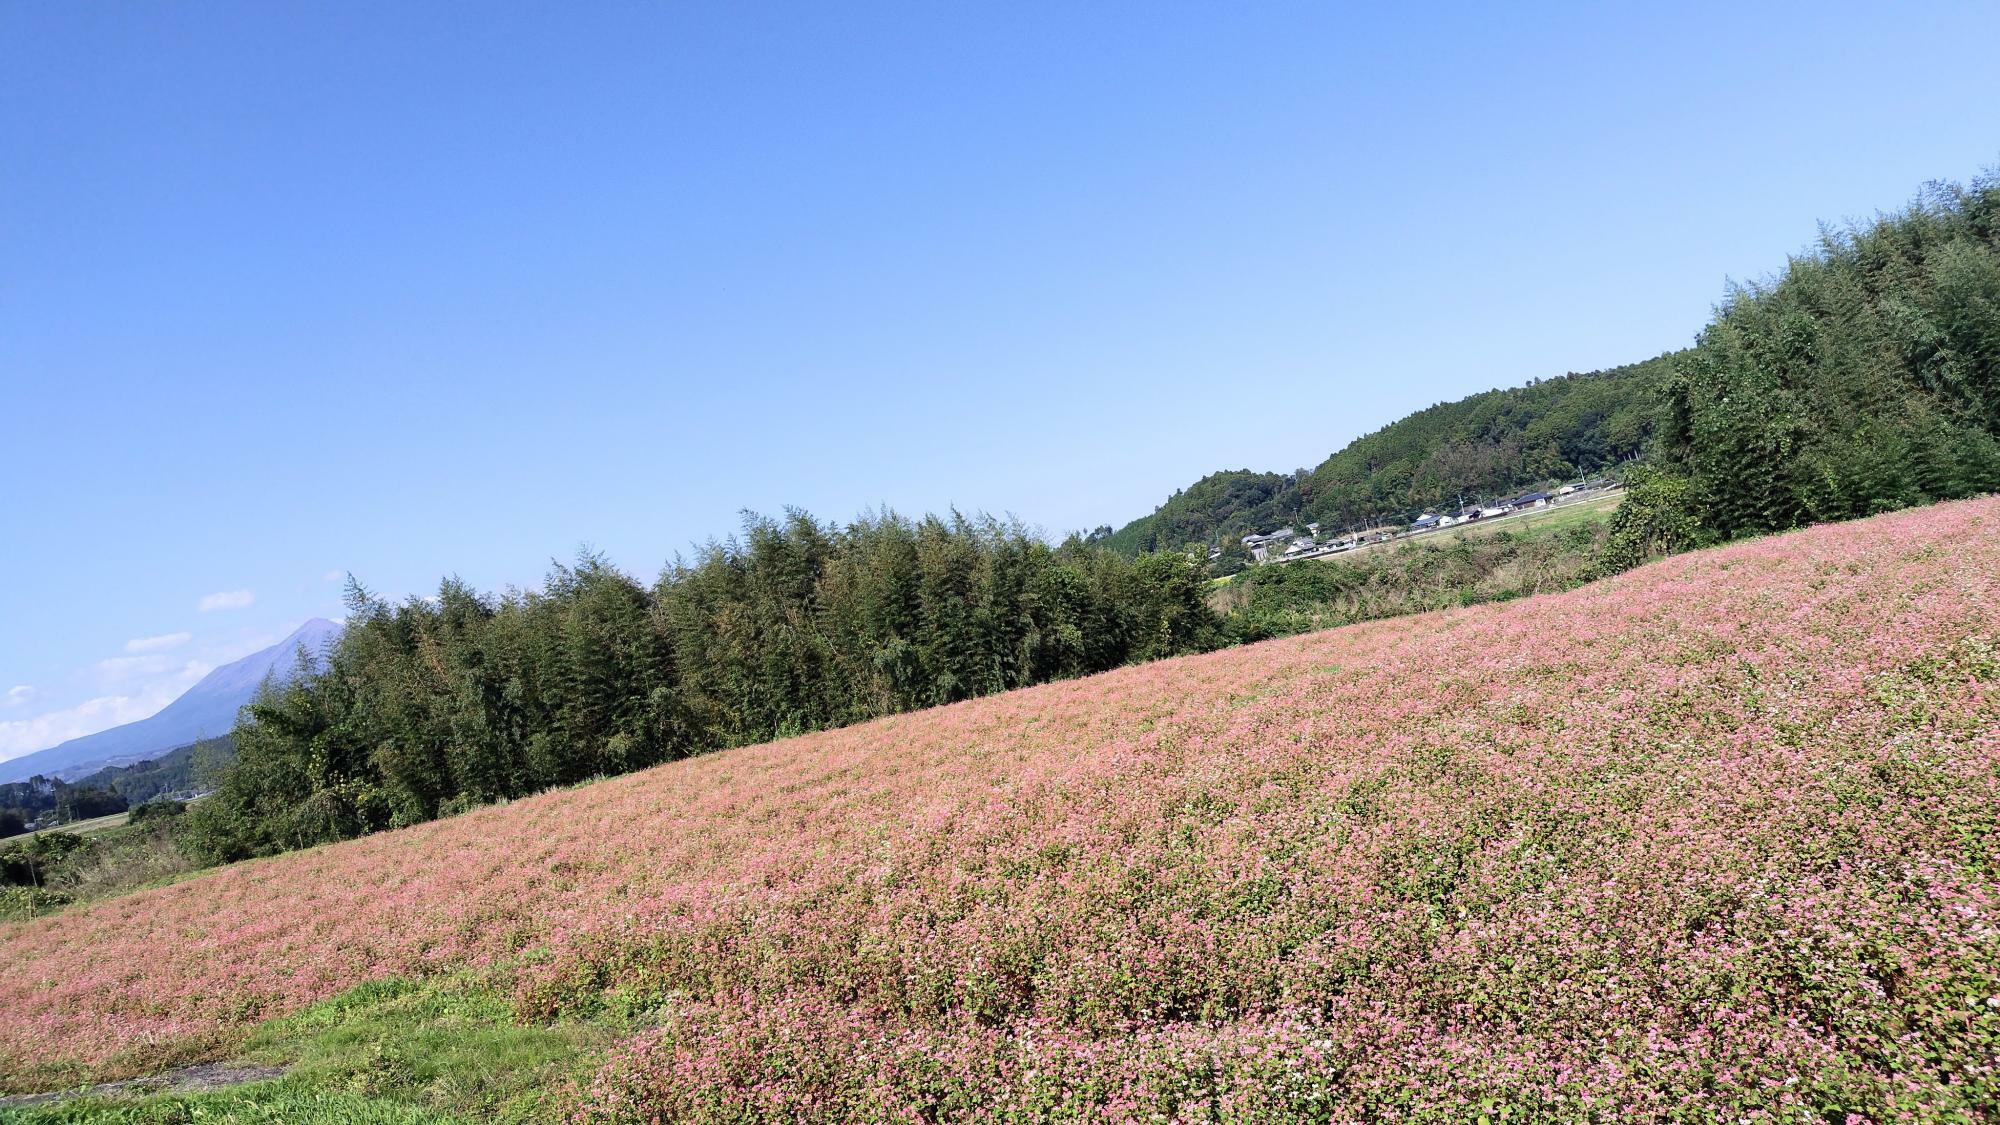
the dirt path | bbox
[0,1062,286,1110]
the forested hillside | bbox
[182,512,1222,860]
[1101,469,1302,555]
[1300,356,1668,523]
[1109,356,1669,554]
[1650,177,2000,537]
[73,736,232,806]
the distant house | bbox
[1478,506,1510,519]
[1410,513,1441,531]
[1241,526,1302,560]
[1515,492,1553,507]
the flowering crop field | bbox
[4,500,1999,1122]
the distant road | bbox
[21,810,130,839]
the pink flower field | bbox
[4,499,1999,1121]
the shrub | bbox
[127,799,187,825]
[1595,465,1710,573]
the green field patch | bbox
[3,977,606,1125]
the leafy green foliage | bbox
[0,831,88,886]
[0,885,71,921]
[1595,465,1711,573]
[184,511,1225,861]
[1298,358,1667,526]
[126,801,187,826]
[0,817,198,921]
[1660,176,2000,538]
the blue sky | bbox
[4,0,1999,760]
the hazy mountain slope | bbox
[3,498,1994,1119]
[1110,354,1672,554]
[0,620,338,784]
[72,735,234,804]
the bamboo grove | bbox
[181,513,1223,860]
[1655,176,2000,536]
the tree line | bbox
[0,778,128,839]
[182,511,1223,861]
[1607,174,2000,559]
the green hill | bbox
[1101,468,1303,556]
[1107,355,1671,556]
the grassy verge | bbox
[2,977,608,1124]
[1,821,199,923]
[4,1088,460,1124]
[19,813,130,841]
[1421,488,1623,544]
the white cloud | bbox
[323,570,346,583]
[198,589,255,613]
[96,654,175,678]
[95,654,211,687]
[0,659,213,762]
[0,692,167,761]
[2,686,34,709]
[99,650,209,675]
[124,631,192,653]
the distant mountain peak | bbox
[0,620,344,783]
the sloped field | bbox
[4,500,1998,1121]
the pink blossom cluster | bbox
[4,499,1998,1121]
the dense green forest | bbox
[182,512,1222,860]
[1649,177,2000,538]
[1108,356,1669,555]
